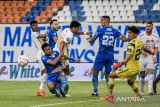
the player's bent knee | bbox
[127,79,134,86]
[47,82,54,90]
[92,68,99,75]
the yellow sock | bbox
[108,78,115,95]
[131,83,139,93]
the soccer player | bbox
[138,22,159,95]
[30,21,47,96]
[47,19,59,51]
[41,43,67,97]
[53,20,90,96]
[102,26,154,102]
[86,16,127,96]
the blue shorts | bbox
[47,71,62,84]
[93,52,114,73]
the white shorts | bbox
[140,55,154,71]
[36,50,45,70]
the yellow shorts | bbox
[115,67,139,82]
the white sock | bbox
[148,74,154,93]
[39,73,47,90]
[140,78,145,92]
[65,75,69,82]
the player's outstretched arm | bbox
[86,37,97,43]
[38,34,47,39]
[75,31,91,35]
[46,52,64,66]
[112,53,132,70]
[143,47,154,55]
[119,35,128,42]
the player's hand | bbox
[86,31,92,35]
[112,62,124,70]
[74,59,81,63]
[86,38,92,43]
[150,49,154,55]
[153,56,156,64]
[59,51,64,57]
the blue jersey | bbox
[47,28,58,50]
[41,52,61,74]
[94,26,122,54]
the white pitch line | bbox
[30,99,100,107]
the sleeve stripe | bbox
[128,43,135,48]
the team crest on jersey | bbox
[106,28,112,31]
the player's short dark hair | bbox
[50,19,57,25]
[101,15,110,21]
[30,20,37,26]
[146,21,153,25]
[41,43,50,51]
[128,26,139,34]
[70,21,81,28]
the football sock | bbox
[131,82,139,94]
[140,78,145,92]
[108,78,115,95]
[92,74,98,94]
[61,76,67,92]
[39,73,47,90]
[148,74,154,93]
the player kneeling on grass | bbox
[41,43,67,97]
[101,26,154,103]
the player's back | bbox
[47,28,58,50]
[126,38,144,70]
[32,32,43,51]
[96,26,121,54]
[54,28,73,55]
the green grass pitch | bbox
[0,81,160,107]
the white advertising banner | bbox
[0,63,104,81]
[1,63,160,81]
[0,23,160,63]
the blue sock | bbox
[92,74,98,94]
[105,76,109,88]
[61,76,67,92]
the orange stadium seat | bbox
[46,12,54,18]
[0,8,4,13]
[7,17,14,23]
[13,13,20,17]
[25,5,32,12]
[0,17,7,23]
[13,17,21,23]
[40,11,47,16]
[19,11,27,17]
[34,16,41,22]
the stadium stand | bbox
[0,0,160,23]
[0,0,64,23]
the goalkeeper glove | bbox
[112,62,124,70]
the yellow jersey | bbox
[126,38,144,70]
